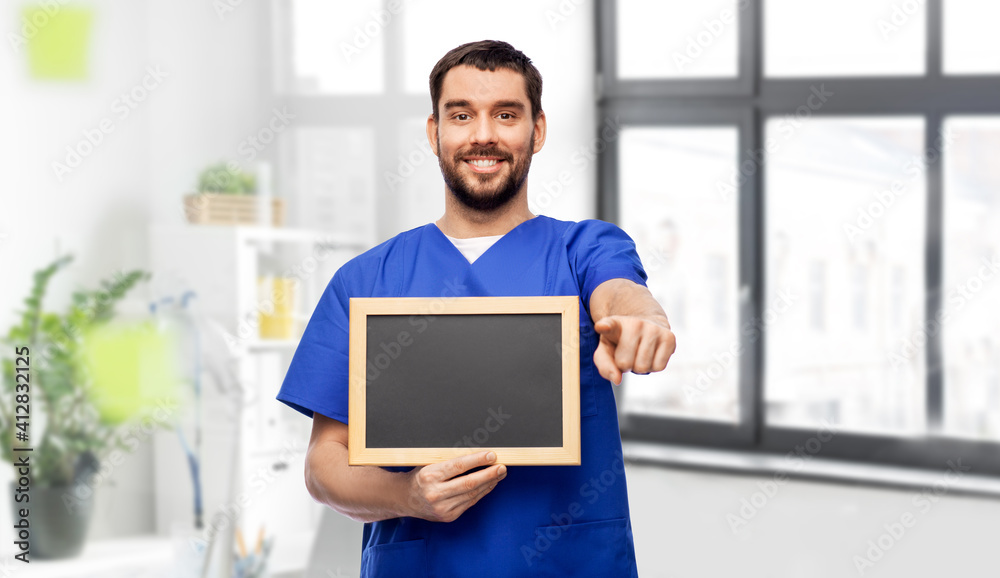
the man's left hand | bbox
[593,315,676,386]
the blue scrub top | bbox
[278,216,646,577]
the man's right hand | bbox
[305,415,507,523]
[404,451,507,523]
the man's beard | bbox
[438,136,534,213]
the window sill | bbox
[622,440,1000,499]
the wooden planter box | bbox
[184,193,285,226]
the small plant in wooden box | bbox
[184,162,284,226]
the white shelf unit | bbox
[149,224,364,576]
[25,536,174,578]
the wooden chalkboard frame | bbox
[348,296,580,466]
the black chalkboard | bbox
[348,297,580,466]
[365,314,562,448]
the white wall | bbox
[146,0,270,231]
[0,0,268,542]
[0,0,154,333]
[628,463,998,577]
[0,0,158,543]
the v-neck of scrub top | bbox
[420,216,552,297]
[442,232,504,264]
[429,216,542,270]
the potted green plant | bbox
[196,161,257,195]
[0,255,151,559]
[183,161,284,226]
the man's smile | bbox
[464,157,506,174]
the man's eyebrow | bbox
[442,99,526,111]
[493,100,526,111]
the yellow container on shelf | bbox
[258,276,296,339]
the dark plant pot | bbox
[9,481,95,560]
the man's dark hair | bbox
[429,40,543,123]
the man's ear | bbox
[426,114,439,157]
[532,111,547,154]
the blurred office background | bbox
[1,1,999,576]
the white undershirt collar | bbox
[443,233,504,264]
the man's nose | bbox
[471,115,498,146]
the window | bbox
[766,117,927,436]
[808,260,825,332]
[943,0,1000,75]
[852,263,868,331]
[764,0,926,77]
[290,128,377,241]
[942,116,1000,442]
[617,0,739,79]
[599,0,1000,475]
[290,0,385,94]
[618,127,740,423]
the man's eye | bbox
[455,114,470,121]
[498,113,513,120]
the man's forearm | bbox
[590,278,670,326]
[305,437,414,523]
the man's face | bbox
[429,65,545,213]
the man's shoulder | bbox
[341,223,430,271]
[330,223,430,295]
[535,215,624,236]
[538,216,630,244]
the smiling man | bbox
[278,40,675,577]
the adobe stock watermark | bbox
[384,137,436,192]
[671,0,749,73]
[62,398,178,514]
[212,0,250,21]
[520,453,628,566]
[685,288,796,402]
[184,106,295,220]
[727,419,839,533]
[529,116,624,215]
[32,269,149,371]
[360,278,470,385]
[454,407,512,449]
[51,65,169,182]
[226,234,343,348]
[842,127,955,245]
[0,555,12,576]
[340,1,406,64]
[717,84,834,201]
[189,439,305,551]
[238,107,296,163]
[7,0,71,54]
[852,457,972,575]
[888,253,1000,368]
[877,0,926,40]
[544,0,587,31]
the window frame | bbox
[597,0,756,98]
[270,0,429,243]
[598,0,1000,478]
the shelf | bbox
[157,222,368,250]
[27,535,173,577]
[234,225,367,249]
[149,223,356,568]
[245,338,302,351]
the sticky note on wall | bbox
[83,322,181,426]
[23,4,94,80]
